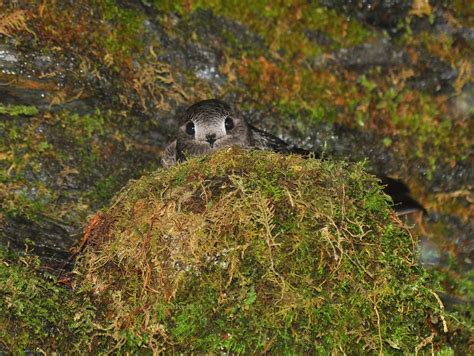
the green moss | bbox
[157,1,470,186]
[153,0,373,59]
[0,104,39,116]
[196,0,373,57]
[428,265,474,349]
[451,0,474,27]
[98,0,146,62]
[74,149,456,353]
[30,0,150,98]
[0,109,108,220]
[151,0,185,15]
[0,108,146,224]
[85,173,121,205]
[0,247,95,353]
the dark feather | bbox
[378,176,426,215]
[249,125,317,157]
[250,125,424,215]
[164,99,425,215]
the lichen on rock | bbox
[75,148,448,353]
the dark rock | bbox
[0,45,19,73]
[410,7,474,42]
[147,16,227,88]
[312,38,409,69]
[425,213,474,272]
[426,160,474,193]
[408,52,458,93]
[304,29,336,47]
[0,44,91,111]
[0,215,77,270]
[242,107,403,179]
[456,28,474,42]
[152,8,264,88]
[449,83,474,117]
[189,8,265,51]
[320,0,412,32]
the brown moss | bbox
[75,148,451,353]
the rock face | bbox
[0,0,472,270]
[75,148,448,353]
[0,1,472,352]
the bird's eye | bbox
[225,116,234,131]
[185,121,195,135]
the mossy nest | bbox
[75,148,446,353]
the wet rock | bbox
[184,43,225,85]
[312,38,409,70]
[309,5,470,96]
[410,7,474,42]
[0,44,79,110]
[32,55,54,73]
[0,215,77,270]
[304,29,335,47]
[320,0,411,32]
[311,38,460,95]
[456,28,474,42]
[0,45,19,72]
[152,8,263,88]
[421,160,474,193]
[426,213,474,271]
[148,17,226,88]
[408,51,458,94]
[419,236,443,267]
[450,83,474,117]
[187,8,265,54]
[0,40,161,269]
[243,106,400,176]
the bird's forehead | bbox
[181,100,232,124]
[180,113,228,130]
[191,110,228,125]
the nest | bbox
[75,147,445,353]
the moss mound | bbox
[76,148,447,353]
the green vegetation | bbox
[451,0,474,27]
[147,0,473,183]
[0,104,39,116]
[0,150,470,353]
[74,149,454,353]
[429,264,474,349]
[0,1,472,352]
[0,247,94,353]
[153,0,373,58]
[98,0,146,61]
[33,0,146,74]
[0,109,147,223]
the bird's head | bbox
[176,99,252,158]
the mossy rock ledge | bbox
[76,148,446,353]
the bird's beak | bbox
[206,136,217,147]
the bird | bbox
[162,99,424,215]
